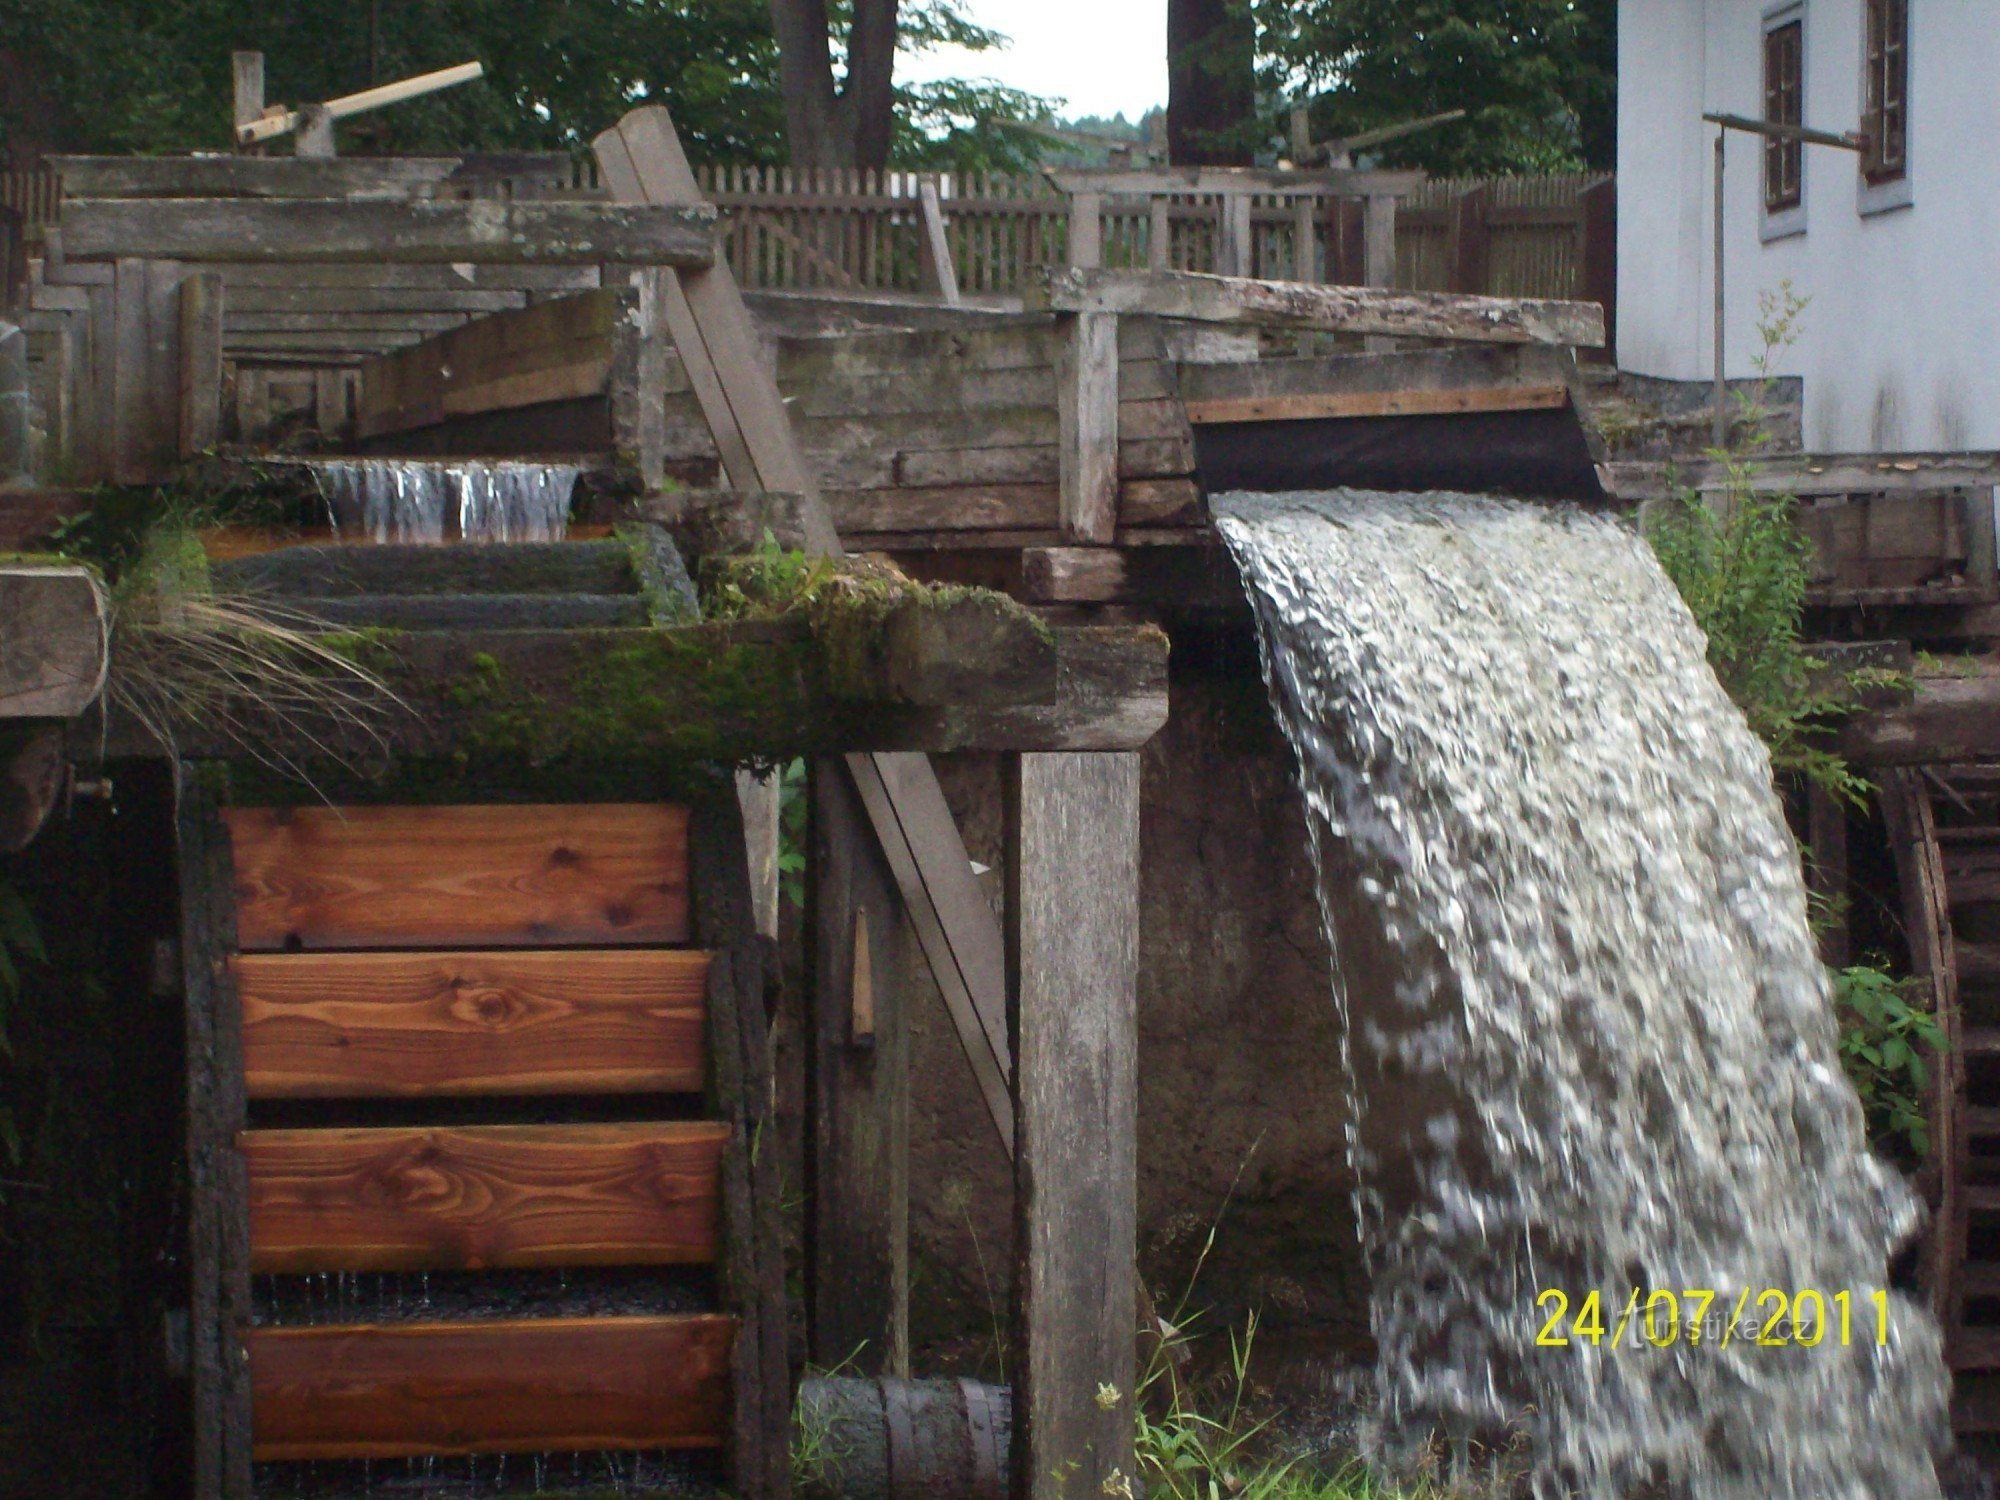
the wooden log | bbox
[1058,311,1119,544]
[810,758,912,1376]
[248,1314,736,1459]
[54,156,462,200]
[1184,384,1570,425]
[0,565,107,718]
[223,803,692,951]
[1041,268,1607,347]
[234,948,709,1098]
[62,200,717,267]
[1008,752,1141,1500]
[179,271,223,456]
[242,1121,728,1272]
[179,769,255,1499]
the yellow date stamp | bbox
[1534,1288,1892,1349]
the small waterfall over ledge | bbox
[312,459,581,543]
[1215,490,1949,1497]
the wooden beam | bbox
[1058,312,1119,544]
[1185,383,1570,426]
[1845,676,2000,765]
[1041,268,1607,348]
[55,155,464,200]
[1009,752,1140,1500]
[61,199,717,267]
[248,1315,736,1459]
[231,52,264,145]
[242,1122,727,1272]
[237,60,486,146]
[809,758,911,1377]
[223,803,692,951]
[1049,166,1424,198]
[917,181,961,306]
[1067,192,1103,270]
[1020,545,1245,609]
[179,770,254,1499]
[178,271,223,457]
[0,565,107,718]
[234,949,709,1098]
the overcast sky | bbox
[898,0,1170,122]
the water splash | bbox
[1214,490,1949,1498]
[313,459,579,544]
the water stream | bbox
[1215,490,1950,1498]
[312,459,580,544]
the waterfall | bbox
[312,459,580,544]
[1214,489,1949,1497]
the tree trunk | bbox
[1166,0,1255,166]
[768,0,901,171]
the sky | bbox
[898,0,1170,122]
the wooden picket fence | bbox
[4,162,1614,309]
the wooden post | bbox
[1293,197,1317,282]
[1056,311,1119,545]
[1147,198,1171,272]
[178,765,254,1500]
[810,758,912,1378]
[1328,198,1363,285]
[1362,193,1397,288]
[1008,752,1140,1500]
[1067,191,1102,270]
[232,51,265,151]
[178,270,223,458]
[295,103,336,159]
[1578,176,1617,365]
[1219,192,1253,278]
[630,265,671,492]
[1447,184,1491,295]
[916,181,961,306]
[1805,783,1850,969]
[110,257,147,484]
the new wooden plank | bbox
[248,1314,736,1459]
[242,1122,727,1272]
[1042,267,1607,347]
[1184,382,1571,425]
[1009,752,1141,1500]
[62,199,717,267]
[235,949,708,1098]
[223,804,691,951]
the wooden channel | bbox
[241,1122,727,1272]
[234,949,709,1098]
[224,804,690,950]
[248,1314,736,1459]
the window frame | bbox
[1859,0,1913,215]
[1761,2,1808,240]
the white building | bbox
[1617,0,2000,454]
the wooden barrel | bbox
[796,1376,1010,1500]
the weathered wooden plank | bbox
[242,1122,727,1272]
[1050,165,1424,197]
[1845,678,2000,766]
[62,199,717,267]
[1042,267,1607,347]
[223,804,692,951]
[1184,383,1570,425]
[1009,752,1141,1500]
[223,286,529,315]
[809,759,912,1376]
[234,948,708,1097]
[211,262,600,292]
[52,155,464,200]
[179,271,223,457]
[179,769,255,1499]
[248,1314,737,1459]
[890,435,1194,488]
[1058,311,1119,544]
[916,181,961,305]
[0,565,107,718]
[1021,545,1243,608]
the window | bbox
[1862,0,1908,184]
[1763,16,1804,213]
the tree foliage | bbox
[0,0,1052,170]
[1259,0,1616,174]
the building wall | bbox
[1617,0,2000,452]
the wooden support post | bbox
[295,103,336,159]
[1148,198,1171,272]
[1362,194,1397,288]
[232,51,265,152]
[737,767,782,942]
[1447,184,1491,296]
[1057,311,1119,545]
[810,758,911,1378]
[1008,752,1140,1500]
[916,181,961,306]
[178,270,223,458]
[144,259,185,477]
[1067,191,1103,270]
[1293,197,1317,282]
[110,257,147,484]
[179,765,254,1500]
[1328,198,1363,286]
[1577,176,1617,365]
[1221,193,1254,279]
[630,265,671,493]
[1806,782,1850,969]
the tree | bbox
[0,0,1052,172]
[768,0,898,169]
[1167,0,1256,165]
[1260,0,1616,174]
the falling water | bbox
[1214,490,1950,1498]
[313,459,580,544]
